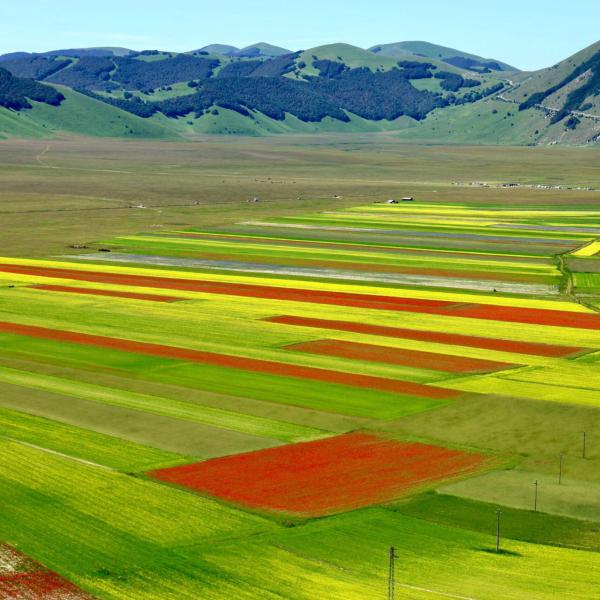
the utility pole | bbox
[388,546,397,600]
[495,509,502,553]
[558,452,564,485]
[582,432,587,460]
[533,480,538,512]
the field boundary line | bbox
[398,583,482,600]
[0,435,117,472]
[496,372,600,394]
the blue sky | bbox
[1,0,598,70]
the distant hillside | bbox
[237,43,291,58]
[500,41,600,144]
[370,41,518,72]
[0,85,172,140]
[1,43,502,122]
[196,44,239,56]
[0,47,132,61]
[298,43,407,74]
[195,43,291,58]
[0,40,598,145]
[0,52,34,62]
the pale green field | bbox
[443,469,600,521]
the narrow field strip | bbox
[127,232,559,266]
[2,262,598,328]
[350,204,600,218]
[0,261,453,311]
[0,257,588,311]
[33,284,183,303]
[264,316,588,357]
[305,220,589,243]
[0,436,116,472]
[285,339,518,374]
[173,230,557,262]
[443,303,600,329]
[0,367,325,443]
[499,363,600,390]
[104,236,559,278]
[148,433,490,517]
[443,375,600,407]
[0,321,460,400]
[570,240,600,257]
[70,252,558,295]
[242,220,579,247]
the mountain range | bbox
[0,40,598,144]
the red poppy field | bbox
[34,284,182,303]
[285,338,517,373]
[265,315,586,357]
[148,433,491,517]
[0,544,94,599]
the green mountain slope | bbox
[54,43,496,126]
[195,43,291,58]
[0,47,132,61]
[298,43,402,75]
[150,106,415,136]
[292,43,483,81]
[392,98,546,145]
[0,86,173,139]
[237,43,291,57]
[0,41,598,145]
[196,44,239,56]
[0,105,52,139]
[370,41,518,72]
[508,41,600,98]
[501,41,600,144]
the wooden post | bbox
[496,509,502,553]
[559,452,564,485]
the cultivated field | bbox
[0,138,599,599]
